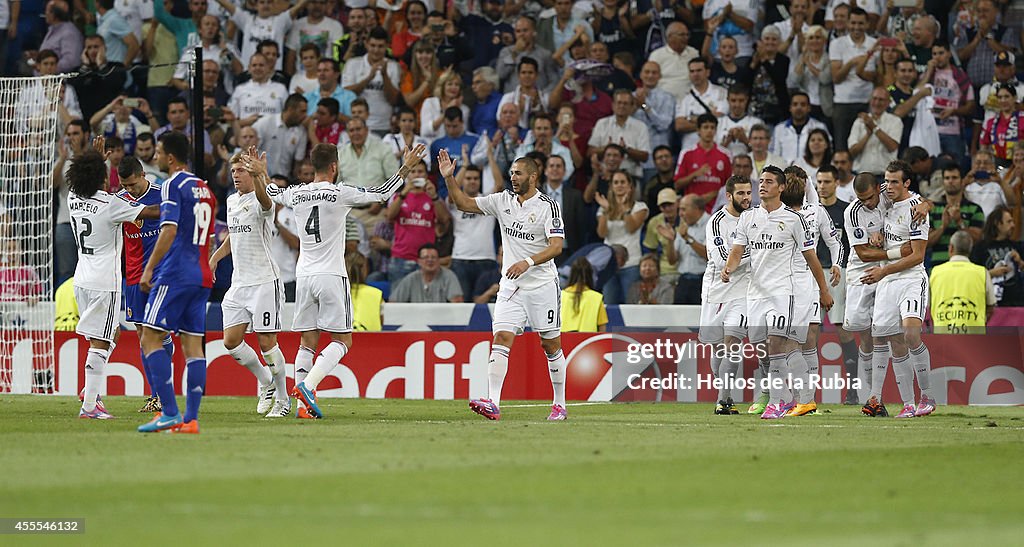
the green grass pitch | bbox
[1,396,1023,545]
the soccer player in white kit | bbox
[722,165,833,420]
[860,160,936,418]
[67,148,159,418]
[270,143,426,419]
[209,147,290,417]
[698,175,753,415]
[438,149,568,421]
[780,166,843,416]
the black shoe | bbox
[714,401,730,415]
[844,391,860,405]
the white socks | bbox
[869,344,891,400]
[786,350,808,404]
[546,348,566,407]
[488,345,510,407]
[83,347,110,412]
[227,343,272,386]
[294,345,314,388]
[768,353,789,404]
[858,349,873,393]
[892,353,916,406]
[262,345,289,402]
[799,348,819,404]
[910,343,931,398]
[304,340,348,390]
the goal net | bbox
[0,75,66,394]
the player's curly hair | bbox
[67,149,108,198]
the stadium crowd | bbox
[11,0,1024,310]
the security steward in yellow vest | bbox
[929,231,995,334]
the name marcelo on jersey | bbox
[69,201,100,213]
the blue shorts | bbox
[124,284,147,324]
[143,283,211,336]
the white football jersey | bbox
[844,200,885,286]
[450,203,498,261]
[793,203,843,288]
[703,208,749,304]
[882,196,928,281]
[475,190,562,291]
[732,204,815,300]
[69,191,144,291]
[268,174,403,278]
[226,191,279,287]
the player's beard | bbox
[732,197,748,213]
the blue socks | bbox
[144,348,179,417]
[140,336,175,398]
[183,358,206,423]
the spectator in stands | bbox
[383,106,430,169]
[770,92,830,162]
[154,97,213,158]
[848,86,903,175]
[584,143,625,204]
[831,149,856,201]
[307,97,343,146]
[643,188,682,284]
[347,251,383,331]
[498,57,549,130]
[794,128,834,182]
[94,0,137,65]
[389,0,427,60]
[537,0,593,65]
[213,0,307,69]
[0,240,42,304]
[632,61,675,178]
[979,84,1024,168]
[787,25,832,122]
[589,89,650,179]
[627,254,675,305]
[253,93,308,179]
[400,39,439,117]
[302,58,355,121]
[542,155,585,261]
[386,160,449,284]
[965,149,1016,219]
[517,113,574,179]
[906,15,938,73]
[286,0,343,74]
[643,146,677,212]
[342,27,402,135]
[829,7,876,151]
[135,132,165,180]
[337,116,399,228]
[421,70,470,143]
[420,11,470,71]
[447,164,499,298]
[889,59,932,152]
[676,114,731,211]
[665,194,708,304]
[429,107,479,181]
[471,248,502,305]
[153,0,206,57]
[596,170,649,305]
[749,26,790,126]
[717,86,763,158]
[650,22,698,101]
[591,47,637,98]
[289,43,321,95]
[496,15,556,94]
[975,52,1024,151]
[170,16,243,93]
[70,35,126,122]
[708,37,754,91]
[51,120,89,286]
[928,164,985,267]
[560,257,608,332]
[702,0,757,65]
[930,230,995,333]
[971,205,1024,306]
[38,0,82,73]
[471,102,522,192]
[457,0,514,73]
[229,53,288,127]
[390,243,464,303]
[469,66,502,137]
[674,58,728,152]
[772,0,810,61]
[332,6,369,66]
[921,41,974,164]
[748,123,786,175]
[954,0,1018,89]
[141,14,178,125]
[88,96,154,156]
[268,174,299,302]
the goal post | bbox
[0,74,67,394]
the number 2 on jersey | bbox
[71,217,94,255]
[192,202,212,245]
[305,205,322,243]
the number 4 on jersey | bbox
[305,205,322,243]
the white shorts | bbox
[843,282,876,333]
[493,281,561,338]
[698,298,748,344]
[871,276,929,338]
[75,287,120,343]
[293,275,353,333]
[824,269,846,325]
[747,295,805,343]
[793,281,822,328]
[222,279,284,332]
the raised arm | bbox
[350,144,427,204]
[213,0,237,16]
[440,148,484,214]
[243,146,273,210]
